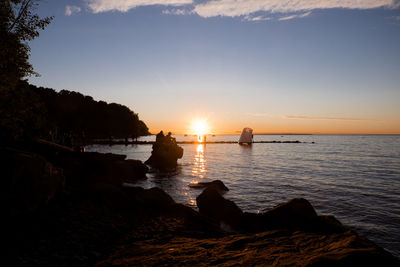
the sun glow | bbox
[190,119,209,136]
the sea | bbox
[86,134,400,257]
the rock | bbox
[240,212,265,233]
[125,159,148,180]
[189,180,229,192]
[145,131,183,170]
[240,198,347,234]
[125,186,175,210]
[2,149,65,216]
[97,228,400,267]
[88,183,133,210]
[62,152,148,188]
[266,198,317,218]
[196,187,243,230]
[260,198,318,231]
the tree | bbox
[0,0,53,142]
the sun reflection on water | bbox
[191,144,206,179]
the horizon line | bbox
[148,132,400,136]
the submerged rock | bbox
[145,131,183,170]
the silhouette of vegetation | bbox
[0,0,53,142]
[30,84,150,143]
[0,1,149,145]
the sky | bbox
[29,0,400,134]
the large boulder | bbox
[240,198,347,234]
[262,198,348,233]
[145,131,183,170]
[265,198,317,218]
[124,186,175,210]
[260,198,318,231]
[196,187,243,230]
[189,180,229,192]
[2,149,65,216]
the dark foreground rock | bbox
[97,228,398,267]
[95,188,398,266]
[62,152,148,189]
[1,148,65,216]
[197,186,243,230]
[5,179,399,266]
[145,131,183,170]
[196,185,348,235]
[189,179,229,192]
[3,144,398,266]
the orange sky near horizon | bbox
[147,115,400,135]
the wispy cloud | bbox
[84,0,400,20]
[65,5,81,16]
[86,0,193,13]
[193,0,398,18]
[283,115,381,121]
[162,8,192,15]
[244,15,271,21]
[279,11,312,21]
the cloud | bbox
[279,11,312,21]
[84,0,400,21]
[162,8,192,15]
[283,115,381,121]
[244,15,271,21]
[65,5,81,16]
[87,0,193,13]
[193,0,398,18]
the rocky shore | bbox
[3,140,399,266]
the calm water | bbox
[86,135,400,257]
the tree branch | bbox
[8,0,33,33]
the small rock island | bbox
[145,131,184,170]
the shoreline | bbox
[3,143,399,266]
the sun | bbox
[191,119,209,136]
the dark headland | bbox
[3,135,399,266]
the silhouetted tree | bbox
[30,85,150,143]
[0,0,53,142]
[0,2,149,145]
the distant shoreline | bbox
[147,133,400,136]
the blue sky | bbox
[29,0,400,134]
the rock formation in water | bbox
[145,131,184,170]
